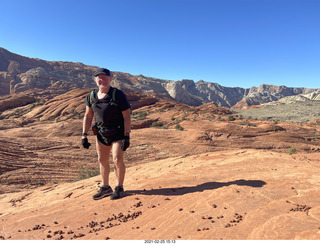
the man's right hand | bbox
[82,138,91,149]
[121,135,130,151]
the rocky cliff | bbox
[0,47,318,108]
[233,84,317,109]
[0,48,96,95]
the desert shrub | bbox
[72,110,82,119]
[151,121,164,127]
[75,165,100,181]
[134,111,147,120]
[228,115,236,121]
[288,147,297,155]
[206,115,215,120]
[247,122,257,127]
[30,181,45,186]
[175,123,184,131]
[203,132,214,142]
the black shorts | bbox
[97,129,125,146]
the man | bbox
[82,68,131,200]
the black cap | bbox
[94,68,111,77]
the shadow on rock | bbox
[126,179,266,197]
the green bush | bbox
[288,147,297,155]
[135,111,147,120]
[75,165,100,181]
[247,122,257,127]
[151,121,164,127]
[175,123,184,131]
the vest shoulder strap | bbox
[111,87,117,102]
[89,88,117,107]
[89,89,95,107]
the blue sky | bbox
[0,0,319,88]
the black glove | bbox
[121,136,130,151]
[82,138,91,149]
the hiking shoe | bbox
[110,186,125,200]
[93,185,113,200]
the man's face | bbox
[94,74,111,89]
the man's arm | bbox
[82,106,94,138]
[122,108,131,136]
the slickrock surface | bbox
[1,87,320,240]
[1,149,320,240]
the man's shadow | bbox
[126,179,266,197]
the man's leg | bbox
[96,139,112,186]
[92,139,113,200]
[112,140,126,186]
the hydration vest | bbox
[89,87,118,107]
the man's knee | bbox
[96,141,111,165]
[98,155,109,165]
[113,155,124,168]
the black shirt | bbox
[84,87,131,128]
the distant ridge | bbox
[0,47,318,108]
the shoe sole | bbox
[110,191,125,200]
[92,191,113,200]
